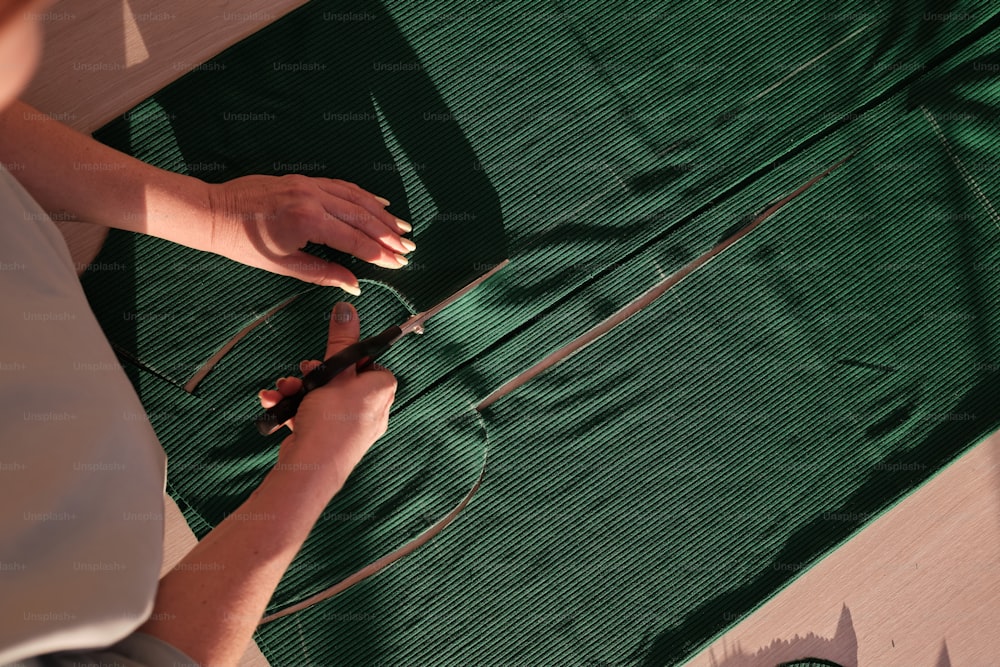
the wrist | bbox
[250,465,339,533]
[204,179,255,259]
[269,443,347,503]
[141,172,214,248]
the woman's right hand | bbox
[258,302,397,497]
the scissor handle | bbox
[254,325,402,436]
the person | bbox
[0,2,404,665]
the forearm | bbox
[140,465,341,667]
[144,302,394,665]
[0,100,212,249]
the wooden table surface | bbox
[23,3,1000,665]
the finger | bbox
[314,178,412,233]
[258,388,283,408]
[326,301,362,362]
[306,217,409,270]
[269,251,361,294]
[299,359,322,375]
[276,376,302,396]
[321,199,415,256]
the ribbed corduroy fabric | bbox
[82,2,1000,664]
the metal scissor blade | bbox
[398,259,510,336]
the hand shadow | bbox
[706,604,858,667]
[116,0,508,311]
[698,607,955,667]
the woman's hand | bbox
[258,302,397,496]
[0,103,415,291]
[208,174,415,295]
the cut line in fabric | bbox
[921,105,1000,231]
[259,408,490,624]
[183,278,419,394]
[476,149,859,411]
[183,293,303,393]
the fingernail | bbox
[394,254,409,266]
[276,377,290,390]
[334,301,354,322]
[400,238,417,252]
[395,218,412,233]
[375,196,391,206]
[342,283,361,297]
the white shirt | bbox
[0,165,193,666]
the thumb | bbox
[279,251,361,296]
[326,301,361,359]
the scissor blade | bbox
[399,259,509,336]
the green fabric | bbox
[82,1,1000,665]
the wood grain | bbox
[687,430,1000,667]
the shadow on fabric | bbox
[84,2,510,662]
[110,0,508,311]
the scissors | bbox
[254,259,509,435]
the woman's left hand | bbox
[205,174,415,295]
